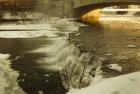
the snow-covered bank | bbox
[0,23,59,38]
[0,54,26,94]
[0,19,79,38]
[67,71,140,94]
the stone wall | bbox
[34,0,65,18]
[0,0,67,18]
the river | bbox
[0,16,140,94]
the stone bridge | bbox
[68,0,140,18]
[0,0,140,18]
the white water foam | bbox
[31,36,103,89]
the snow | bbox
[127,45,137,48]
[108,64,122,72]
[0,19,79,38]
[67,71,140,94]
[0,53,26,94]
[0,30,59,38]
[0,23,60,38]
[0,53,10,59]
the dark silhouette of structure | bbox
[0,0,140,18]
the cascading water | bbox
[30,22,103,90]
[0,18,102,94]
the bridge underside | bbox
[74,2,140,18]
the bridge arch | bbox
[74,0,140,18]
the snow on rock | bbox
[67,71,140,94]
[0,30,58,38]
[108,64,122,72]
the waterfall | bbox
[0,18,102,94]
[31,31,103,90]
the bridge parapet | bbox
[74,0,140,8]
[73,0,140,18]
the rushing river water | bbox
[0,16,140,94]
[0,20,80,94]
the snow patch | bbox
[108,64,122,72]
[0,53,26,94]
[0,24,59,38]
[67,72,140,94]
